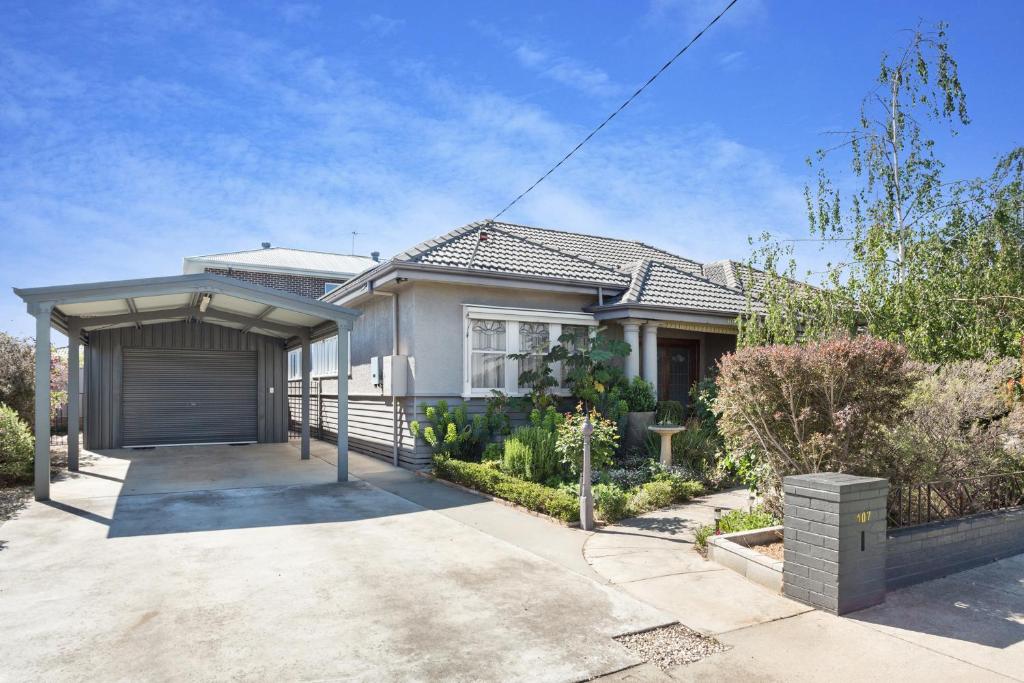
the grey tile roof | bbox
[396,222,631,285]
[381,220,771,316]
[618,259,761,314]
[701,259,767,294]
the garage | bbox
[14,273,360,500]
[121,348,258,447]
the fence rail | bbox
[887,471,1024,528]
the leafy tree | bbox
[0,333,35,426]
[742,23,1024,362]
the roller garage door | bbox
[121,348,258,447]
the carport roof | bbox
[14,273,359,341]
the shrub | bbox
[602,467,651,490]
[694,506,779,550]
[501,437,532,479]
[650,466,705,501]
[626,479,675,516]
[594,483,629,522]
[555,407,619,476]
[481,442,503,462]
[432,456,579,522]
[0,334,37,427]
[716,336,914,506]
[656,400,685,425]
[410,400,505,461]
[888,356,1024,484]
[624,377,657,413]
[0,403,34,487]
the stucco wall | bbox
[405,281,597,396]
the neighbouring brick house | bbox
[182,244,379,299]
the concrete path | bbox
[0,443,673,682]
[584,491,1024,681]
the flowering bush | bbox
[715,336,914,505]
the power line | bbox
[491,0,740,221]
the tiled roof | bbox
[701,259,767,294]
[185,247,377,277]
[495,222,703,274]
[396,223,631,285]
[618,259,761,314]
[381,220,771,316]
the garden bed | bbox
[707,526,785,593]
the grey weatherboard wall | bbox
[86,320,288,450]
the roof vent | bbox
[261,242,271,249]
[371,251,380,262]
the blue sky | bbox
[2,0,1022,339]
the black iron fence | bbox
[887,471,1024,528]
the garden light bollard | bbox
[580,413,595,531]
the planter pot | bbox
[624,411,656,450]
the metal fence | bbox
[286,378,339,444]
[887,471,1024,528]
[49,403,85,446]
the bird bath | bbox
[648,424,686,467]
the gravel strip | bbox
[0,486,31,525]
[614,624,727,670]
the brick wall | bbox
[886,509,1024,589]
[205,267,341,299]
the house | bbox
[183,244,379,299]
[298,220,761,469]
[13,220,759,501]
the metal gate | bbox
[121,348,257,447]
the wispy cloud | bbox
[0,6,805,337]
[360,14,404,37]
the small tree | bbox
[0,333,34,426]
[715,336,914,505]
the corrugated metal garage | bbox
[86,321,287,450]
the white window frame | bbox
[462,305,597,398]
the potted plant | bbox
[623,376,657,449]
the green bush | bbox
[502,437,532,479]
[482,442,503,463]
[555,407,619,476]
[594,483,629,522]
[433,456,579,523]
[624,377,657,412]
[650,468,705,501]
[656,400,685,425]
[0,403,34,487]
[626,480,675,516]
[410,400,506,461]
[694,506,779,550]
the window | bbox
[324,282,344,295]
[470,319,506,390]
[559,324,592,387]
[462,306,597,397]
[286,332,351,380]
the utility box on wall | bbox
[372,354,408,396]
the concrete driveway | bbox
[0,443,672,682]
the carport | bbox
[14,273,360,501]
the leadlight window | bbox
[470,319,506,389]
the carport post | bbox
[67,320,81,471]
[31,302,54,501]
[336,322,349,482]
[300,333,311,460]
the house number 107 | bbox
[856,511,872,523]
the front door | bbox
[657,339,699,408]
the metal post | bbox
[579,412,594,530]
[67,321,81,471]
[336,325,349,482]
[300,334,311,460]
[31,303,54,501]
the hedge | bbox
[432,456,580,523]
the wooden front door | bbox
[657,339,700,407]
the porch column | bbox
[622,321,641,380]
[31,303,54,501]
[642,322,659,397]
[336,324,349,482]
[300,333,311,460]
[67,320,81,472]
